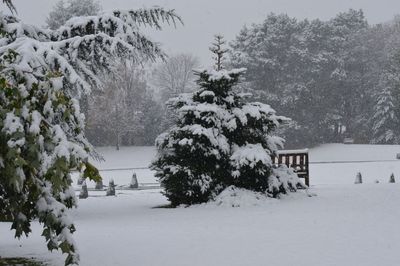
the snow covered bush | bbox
[152,36,305,207]
[0,5,181,265]
[212,186,272,208]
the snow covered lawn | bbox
[77,143,400,188]
[1,144,400,266]
[2,185,400,266]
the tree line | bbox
[230,10,400,147]
[46,2,400,150]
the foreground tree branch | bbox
[0,6,181,265]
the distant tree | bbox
[87,61,162,148]
[153,53,200,102]
[328,9,369,140]
[88,62,144,150]
[46,0,102,30]
[230,13,331,147]
[230,10,376,147]
[371,86,398,143]
[371,53,400,144]
[152,53,200,132]
[140,95,164,145]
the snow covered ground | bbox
[77,143,400,187]
[71,146,157,189]
[2,144,400,266]
[310,144,400,185]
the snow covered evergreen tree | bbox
[372,84,399,144]
[0,4,181,265]
[371,58,400,144]
[151,35,304,206]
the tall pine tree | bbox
[151,35,304,206]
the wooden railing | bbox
[273,149,310,186]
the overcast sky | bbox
[11,0,400,66]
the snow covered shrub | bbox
[268,165,306,197]
[212,186,271,207]
[152,35,305,206]
[0,6,181,265]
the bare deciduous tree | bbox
[88,60,147,150]
[152,53,200,102]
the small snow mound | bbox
[211,186,274,207]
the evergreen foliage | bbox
[372,86,399,144]
[151,36,304,206]
[0,7,181,265]
[371,54,400,144]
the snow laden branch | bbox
[0,6,181,266]
[0,8,182,95]
[2,0,16,14]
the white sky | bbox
[10,0,400,66]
